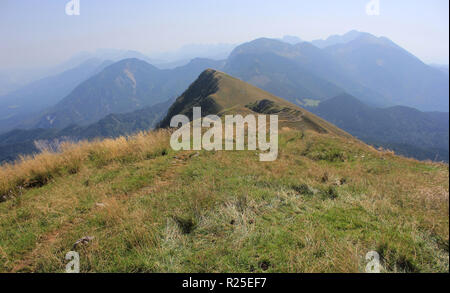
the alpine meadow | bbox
[0,0,448,277]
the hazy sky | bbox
[0,0,449,69]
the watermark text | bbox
[169,107,278,162]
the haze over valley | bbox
[0,0,448,274]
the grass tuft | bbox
[320,186,339,200]
[173,216,197,234]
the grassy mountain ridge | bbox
[160,69,351,139]
[0,128,447,272]
[0,68,447,272]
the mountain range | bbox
[323,33,449,111]
[0,31,448,163]
[1,58,223,131]
[224,32,448,111]
[307,94,449,162]
[0,99,171,163]
[312,30,366,48]
[0,59,112,132]
[2,66,447,273]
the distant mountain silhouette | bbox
[224,32,449,112]
[0,99,172,163]
[0,59,112,132]
[279,35,303,45]
[430,64,449,76]
[324,33,449,111]
[312,30,364,48]
[223,37,388,106]
[23,58,224,130]
[307,94,449,161]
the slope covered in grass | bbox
[0,128,448,272]
[159,69,352,140]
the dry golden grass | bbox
[0,130,171,202]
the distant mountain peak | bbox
[280,35,303,45]
[29,58,221,130]
[350,33,396,47]
[228,37,300,61]
[312,30,372,48]
[108,57,155,68]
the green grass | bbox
[0,129,448,272]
